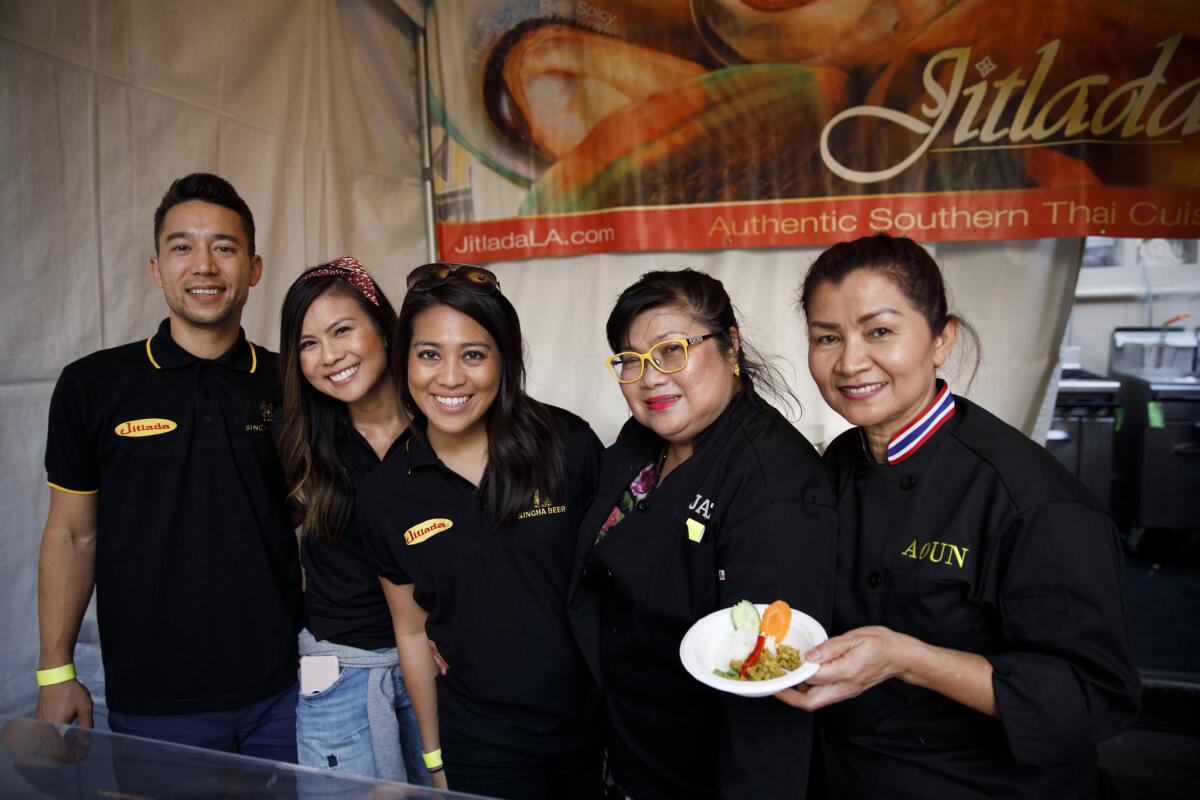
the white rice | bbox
[711,630,778,672]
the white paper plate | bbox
[679,603,827,698]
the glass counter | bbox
[0,715,490,799]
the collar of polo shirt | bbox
[403,420,445,470]
[145,318,258,372]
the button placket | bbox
[608,576,619,634]
[851,467,892,623]
[197,366,218,441]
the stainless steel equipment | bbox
[1108,327,1200,540]
[1110,328,1198,381]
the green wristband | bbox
[422,748,443,770]
[36,663,76,687]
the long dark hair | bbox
[394,274,565,527]
[605,268,801,416]
[278,266,398,541]
[798,233,981,385]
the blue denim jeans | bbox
[295,629,430,786]
[108,681,299,762]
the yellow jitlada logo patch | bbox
[114,418,177,438]
[404,518,452,546]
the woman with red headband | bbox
[277,258,429,785]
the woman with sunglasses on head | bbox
[357,263,604,799]
[277,258,429,785]
[778,233,1139,798]
[567,269,838,799]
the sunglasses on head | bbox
[406,263,500,294]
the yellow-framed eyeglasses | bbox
[604,333,719,384]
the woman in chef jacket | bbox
[569,268,837,799]
[780,233,1141,799]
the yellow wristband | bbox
[422,748,443,770]
[36,663,76,687]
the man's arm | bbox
[35,489,98,727]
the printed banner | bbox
[426,1,1200,263]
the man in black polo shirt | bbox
[35,173,302,760]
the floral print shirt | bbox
[594,459,660,544]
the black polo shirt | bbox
[567,388,838,800]
[45,318,302,715]
[358,407,601,757]
[300,424,399,650]
[820,393,1141,799]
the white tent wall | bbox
[495,239,1081,449]
[0,0,427,715]
[0,0,1079,717]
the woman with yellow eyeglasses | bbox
[567,269,838,799]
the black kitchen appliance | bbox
[1108,327,1200,541]
[1047,362,1121,510]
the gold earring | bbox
[733,363,741,377]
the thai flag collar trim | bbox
[886,383,956,465]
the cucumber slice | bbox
[731,599,760,633]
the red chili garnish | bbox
[739,634,767,678]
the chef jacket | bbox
[358,407,602,757]
[820,389,1141,799]
[568,388,838,799]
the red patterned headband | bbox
[295,256,380,306]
